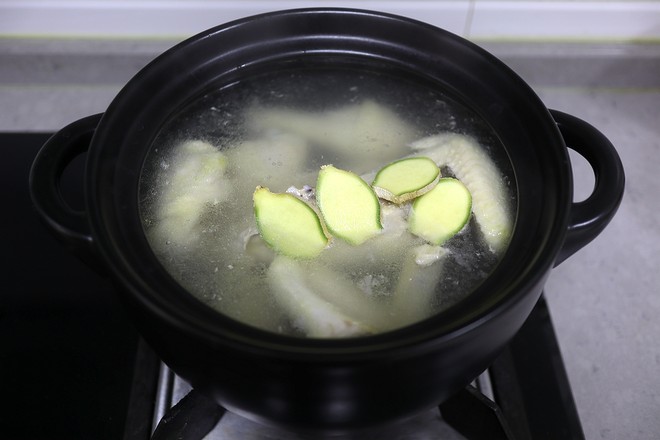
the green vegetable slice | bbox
[410,134,512,253]
[316,165,383,245]
[372,156,440,204]
[253,186,328,259]
[408,178,472,245]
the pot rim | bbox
[85,7,571,360]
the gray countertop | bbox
[2,38,659,439]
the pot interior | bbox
[137,60,518,339]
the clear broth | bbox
[139,67,515,338]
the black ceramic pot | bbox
[29,8,624,434]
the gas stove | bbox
[136,291,583,440]
[3,132,584,440]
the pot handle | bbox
[550,109,625,266]
[29,114,102,266]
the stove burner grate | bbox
[124,296,584,440]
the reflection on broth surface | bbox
[139,67,515,338]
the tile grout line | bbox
[463,0,476,39]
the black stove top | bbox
[1,133,139,440]
[2,132,585,440]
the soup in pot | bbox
[139,66,516,338]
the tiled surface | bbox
[2,38,659,439]
[469,1,660,40]
[0,1,471,38]
[1,1,659,41]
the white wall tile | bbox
[1,1,658,41]
[0,1,469,39]
[469,1,660,41]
